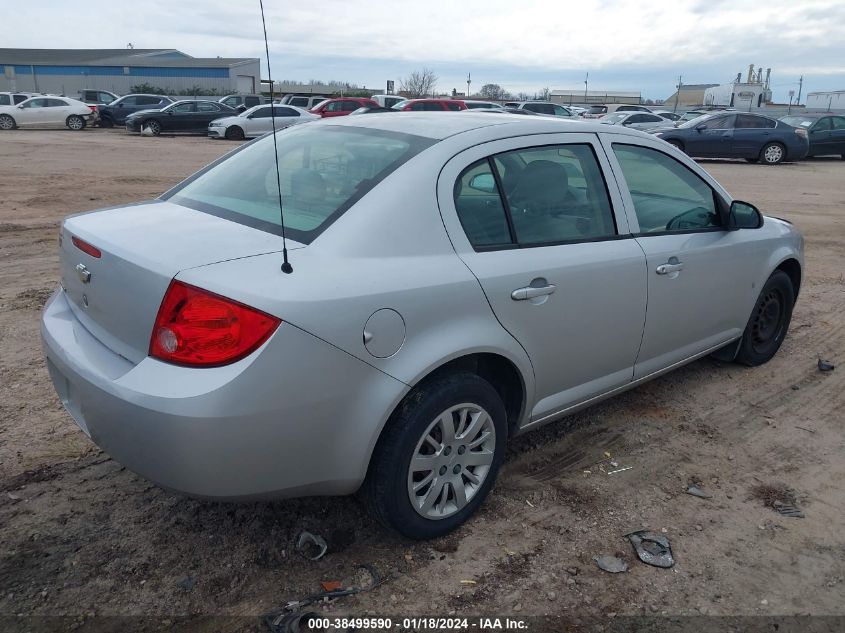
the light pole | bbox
[673,75,682,113]
[583,72,589,104]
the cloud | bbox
[2,0,844,100]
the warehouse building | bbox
[662,84,718,108]
[0,48,260,96]
[806,90,845,111]
[551,89,642,105]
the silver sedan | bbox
[42,113,803,539]
[207,103,318,140]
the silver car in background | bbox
[42,113,803,539]
[208,103,318,140]
[599,111,669,130]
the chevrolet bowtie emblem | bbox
[75,263,91,284]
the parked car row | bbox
[0,95,95,131]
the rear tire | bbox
[363,372,507,540]
[225,125,245,141]
[760,142,785,165]
[66,115,86,131]
[0,114,15,130]
[735,270,794,366]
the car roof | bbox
[313,111,643,140]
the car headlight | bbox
[209,122,224,127]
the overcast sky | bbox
[3,0,845,102]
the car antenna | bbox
[259,0,293,274]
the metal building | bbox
[0,48,260,96]
[806,91,845,111]
[550,89,642,105]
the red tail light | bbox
[150,281,281,367]
[71,235,102,258]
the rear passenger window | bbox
[495,145,616,245]
[454,160,512,247]
[612,144,720,233]
[454,144,618,249]
[0,95,9,106]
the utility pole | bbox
[796,75,803,106]
[466,73,471,98]
[583,72,589,104]
[673,75,682,113]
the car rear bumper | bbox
[41,289,408,500]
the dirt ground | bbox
[0,129,843,629]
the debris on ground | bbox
[817,359,835,372]
[795,425,816,434]
[320,580,342,592]
[296,531,328,561]
[686,484,713,499]
[607,466,633,475]
[264,564,386,627]
[625,530,675,568]
[750,482,799,510]
[593,555,628,573]
[774,501,805,518]
[176,576,196,591]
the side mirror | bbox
[695,123,706,132]
[17,105,24,109]
[621,120,632,126]
[728,200,763,229]
[117,103,124,107]
[468,173,496,193]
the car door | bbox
[43,98,71,125]
[732,114,776,157]
[16,98,51,126]
[111,96,136,123]
[437,133,647,423]
[685,114,735,157]
[196,102,224,130]
[322,101,347,117]
[807,117,833,155]
[604,138,766,379]
[168,102,197,130]
[244,106,270,136]
[830,117,845,155]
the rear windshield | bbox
[165,124,434,244]
[587,106,607,114]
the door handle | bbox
[511,284,556,301]
[656,262,684,275]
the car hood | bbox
[126,108,165,118]
[209,115,242,125]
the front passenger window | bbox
[612,144,720,233]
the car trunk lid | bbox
[60,200,302,364]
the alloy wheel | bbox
[67,116,84,130]
[763,144,783,164]
[0,115,14,130]
[407,403,496,520]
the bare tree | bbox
[536,87,551,100]
[479,83,508,100]
[516,91,532,101]
[401,68,438,98]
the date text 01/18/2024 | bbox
[304,617,529,630]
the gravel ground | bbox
[0,129,843,630]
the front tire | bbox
[760,142,785,165]
[99,116,114,128]
[364,372,507,540]
[0,114,15,130]
[144,119,162,136]
[224,125,245,140]
[735,270,794,366]
[66,115,86,131]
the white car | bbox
[598,111,668,130]
[0,96,94,131]
[208,104,319,140]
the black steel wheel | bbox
[736,270,794,366]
